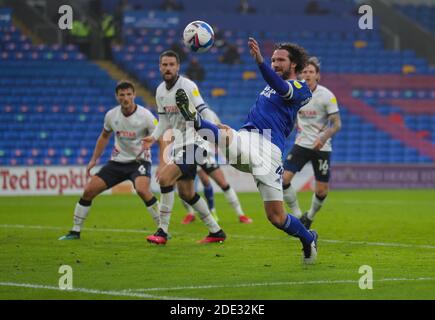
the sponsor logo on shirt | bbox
[260,86,276,98]
[116,131,137,139]
[298,109,317,118]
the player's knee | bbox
[282,170,294,186]
[179,189,195,201]
[82,187,98,201]
[266,210,286,229]
[315,184,329,198]
[158,174,173,187]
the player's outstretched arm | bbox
[87,129,112,177]
[248,37,291,98]
[248,37,264,64]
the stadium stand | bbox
[109,0,435,164]
[0,9,159,166]
[1,1,435,166]
[395,3,435,35]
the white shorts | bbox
[219,129,283,201]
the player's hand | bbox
[313,137,325,151]
[86,159,97,178]
[217,123,234,146]
[248,37,264,64]
[136,136,156,160]
[141,136,156,149]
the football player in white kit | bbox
[282,57,342,229]
[181,105,253,225]
[141,50,226,245]
[59,81,164,240]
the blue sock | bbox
[203,183,215,211]
[282,214,314,245]
[198,118,220,142]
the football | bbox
[182,20,214,53]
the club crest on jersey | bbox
[260,86,276,98]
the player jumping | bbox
[175,38,318,264]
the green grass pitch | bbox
[0,190,434,300]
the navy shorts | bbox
[283,145,331,183]
[96,160,152,188]
[173,144,210,180]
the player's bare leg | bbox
[181,200,196,224]
[263,200,317,264]
[146,163,181,244]
[134,176,160,227]
[197,169,216,214]
[59,176,107,240]
[207,168,252,223]
[282,170,302,218]
[301,181,329,229]
[177,179,226,243]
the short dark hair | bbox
[274,43,309,74]
[159,50,180,64]
[115,80,135,94]
[307,56,321,73]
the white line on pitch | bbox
[126,277,435,293]
[0,281,200,300]
[329,199,435,206]
[1,224,434,249]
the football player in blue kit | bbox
[175,37,318,264]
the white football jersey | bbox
[104,105,157,162]
[294,84,339,152]
[155,75,206,149]
[200,107,221,125]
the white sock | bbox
[283,184,302,218]
[307,193,326,220]
[182,200,195,215]
[146,199,160,227]
[159,189,174,234]
[190,195,221,233]
[72,203,91,232]
[223,186,244,216]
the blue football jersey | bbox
[241,79,312,152]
